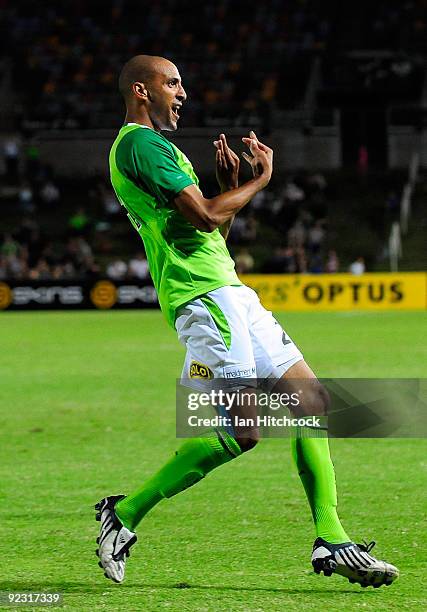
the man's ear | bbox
[132,82,148,99]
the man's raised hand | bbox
[213,133,240,192]
[242,130,273,186]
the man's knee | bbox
[316,384,330,415]
[298,382,330,416]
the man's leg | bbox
[115,430,242,531]
[273,360,399,587]
[96,390,259,583]
[275,360,349,543]
[96,287,261,582]
[115,386,259,530]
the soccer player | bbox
[95,55,399,588]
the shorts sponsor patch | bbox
[190,360,213,380]
[223,363,256,379]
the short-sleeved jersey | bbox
[109,124,241,327]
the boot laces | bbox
[357,540,376,553]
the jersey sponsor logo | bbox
[189,360,213,380]
[223,363,256,379]
[90,281,117,309]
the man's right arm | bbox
[174,136,273,233]
[174,175,266,233]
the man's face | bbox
[145,62,187,131]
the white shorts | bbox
[175,285,303,391]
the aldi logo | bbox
[189,361,213,380]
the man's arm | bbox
[214,133,239,239]
[174,135,273,233]
[218,206,235,240]
[218,182,236,240]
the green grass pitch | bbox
[0,310,426,611]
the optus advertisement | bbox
[0,273,425,311]
[240,272,426,311]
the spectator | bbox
[128,252,149,279]
[284,180,305,202]
[100,183,121,217]
[51,264,65,279]
[69,208,90,234]
[76,237,92,260]
[295,247,308,273]
[29,258,51,280]
[39,180,60,206]
[308,172,327,192]
[40,241,58,267]
[307,220,325,253]
[16,217,39,245]
[228,216,246,243]
[6,250,29,278]
[1,234,19,257]
[349,257,366,274]
[234,248,254,274]
[81,256,101,279]
[18,182,35,213]
[270,191,286,216]
[106,258,127,280]
[61,260,78,278]
[251,190,267,212]
[3,136,20,178]
[288,219,306,248]
[64,237,81,267]
[0,256,7,279]
[25,143,41,179]
[229,215,258,244]
[263,246,297,273]
[244,215,258,242]
[309,253,323,273]
[325,250,340,273]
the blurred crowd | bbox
[0,223,152,282]
[2,0,327,130]
[0,134,366,280]
[2,0,425,130]
[229,171,332,273]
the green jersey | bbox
[109,124,241,327]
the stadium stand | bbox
[1,0,426,279]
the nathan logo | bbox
[0,282,12,309]
[223,364,256,379]
[189,361,213,379]
[90,280,117,309]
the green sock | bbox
[291,426,349,544]
[115,431,241,531]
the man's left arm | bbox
[218,193,235,240]
[214,133,239,240]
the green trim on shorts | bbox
[200,295,232,350]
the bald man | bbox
[95,55,399,589]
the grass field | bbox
[0,310,426,611]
